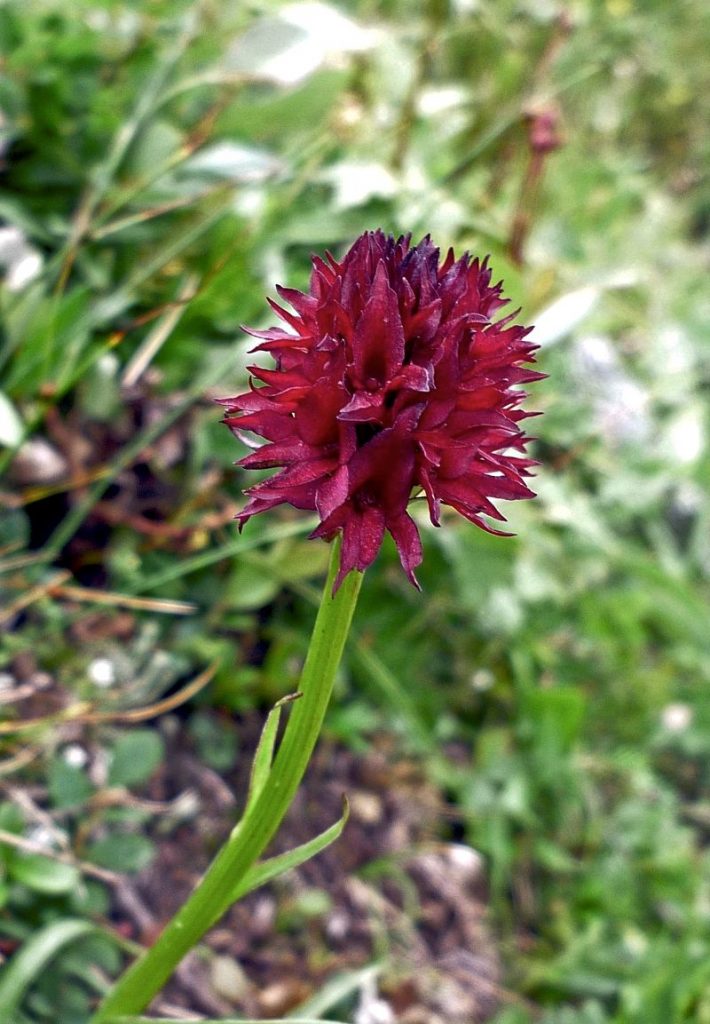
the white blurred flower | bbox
[418,85,468,116]
[470,669,494,691]
[623,927,649,957]
[233,186,267,218]
[664,407,705,465]
[0,226,43,292]
[323,160,398,208]
[63,744,89,768]
[661,703,693,733]
[672,481,704,516]
[88,657,116,688]
[573,333,616,373]
[97,352,119,377]
[653,325,694,376]
[27,826,57,850]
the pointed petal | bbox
[388,513,423,590]
[316,465,350,520]
[294,383,345,445]
[352,260,405,386]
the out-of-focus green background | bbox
[0,1,708,1022]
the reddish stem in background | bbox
[508,106,563,267]
[508,12,572,266]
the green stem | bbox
[91,540,362,1022]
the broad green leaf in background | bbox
[8,852,79,896]
[48,757,94,809]
[107,730,165,789]
[86,833,155,873]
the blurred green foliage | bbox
[0,0,708,1021]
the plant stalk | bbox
[91,539,362,1021]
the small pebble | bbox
[257,979,311,1016]
[350,790,383,825]
[210,955,250,1004]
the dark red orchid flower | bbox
[220,231,543,590]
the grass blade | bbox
[130,518,316,594]
[291,963,382,1019]
[0,919,98,1020]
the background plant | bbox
[0,1,708,1023]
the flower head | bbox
[221,231,542,590]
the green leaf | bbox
[226,560,281,610]
[240,694,300,826]
[4,286,92,398]
[125,120,183,177]
[72,879,111,917]
[9,852,79,895]
[187,711,238,772]
[0,919,98,1021]
[520,686,586,753]
[48,757,94,808]
[0,507,29,551]
[293,963,383,1020]
[229,797,349,907]
[218,69,349,144]
[108,730,165,788]
[87,833,155,873]
[204,801,348,949]
[131,518,314,594]
[0,802,23,833]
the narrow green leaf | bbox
[119,194,233,301]
[229,797,349,907]
[0,919,97,1020]
[131,518,315,594]
[241,694,301,825]
[292,963,383,1019]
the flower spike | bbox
[222,231,542,589]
